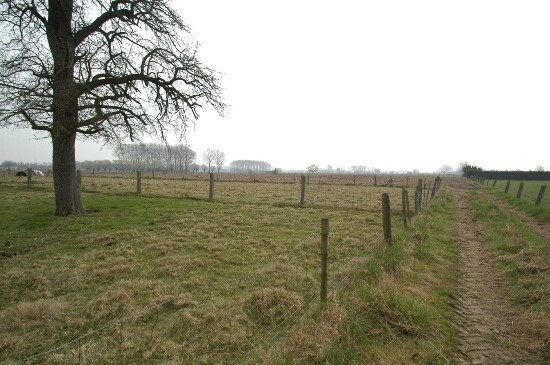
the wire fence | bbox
[0,175,444,364]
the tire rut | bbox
[451,183,541,364]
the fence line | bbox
[487,179,547,206]
[4,176,444,363]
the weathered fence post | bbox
[505,181,510,193]
[430,180,437,201]
[77,170,82,191]
[382,193,392,244]
[401,188,408,227]
[425,182,432,204]
[209,172,215,200]
[374,175,377,187]
[26,168,32,187]
[406,189,411,222]
[415,179,423,213]
[516,182,524,199]
[535,185,546,206]
[320,218,329,303]
[136,171,142,194]
[300,175,306,204]
[492,180,497,188]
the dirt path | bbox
[450,182,542,365]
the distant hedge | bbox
[476,170,550,181]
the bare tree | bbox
[202,148,216,172]
[213,149,225,173]
[0,0,224,215]
[307,164,319,174]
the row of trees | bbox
[230,160,272,173]
[114,143,197,172]
[460,162,548,180]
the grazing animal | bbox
[15,171,27,177]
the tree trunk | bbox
[48,0,86,216]
[52,132,86,215]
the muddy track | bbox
[450,182,542,364]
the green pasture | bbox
[487,179,550,221]
[0,175,460,364]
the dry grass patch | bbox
[242,287,304,327]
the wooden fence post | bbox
[209,172,215,200]
[516,182,524,199]
[300,175,306,204]
[406,189,411,222]
[26,168,32,187]
[136,171,142,194]
[374,175,377,186]
[320,218,329,302]
[492,180,497,188]
[425,182,431,204]
[401,188,408,227]
[415,179,423,213]
[382,193,392,244]
[505,181,510,193]
[535,185,546,206]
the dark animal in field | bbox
[15,171,27,177]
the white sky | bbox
[1,0,549,172]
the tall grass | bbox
[0,176,458,364]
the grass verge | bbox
[469,189,550,360]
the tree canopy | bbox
[0,0,224,143]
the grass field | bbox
[0,174,477,363]
[488,179,550,221]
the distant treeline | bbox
[460,163,549,181]
[478,170,550,181]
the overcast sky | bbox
[1,0,549,172]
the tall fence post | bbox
[26,168,32,187]
[136,171,142,194]
[535,185,546,206]
[492,180,497,188]
[415,179,423,213]
[374,175,377,187]
[209,172,215,200]
[300,175,306,205]
[382,193,392,244]
[320,218,329,303]
[505,181,510,193]
[401,188,408,227]
[425,182,431,205]
[516,182,524,199]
